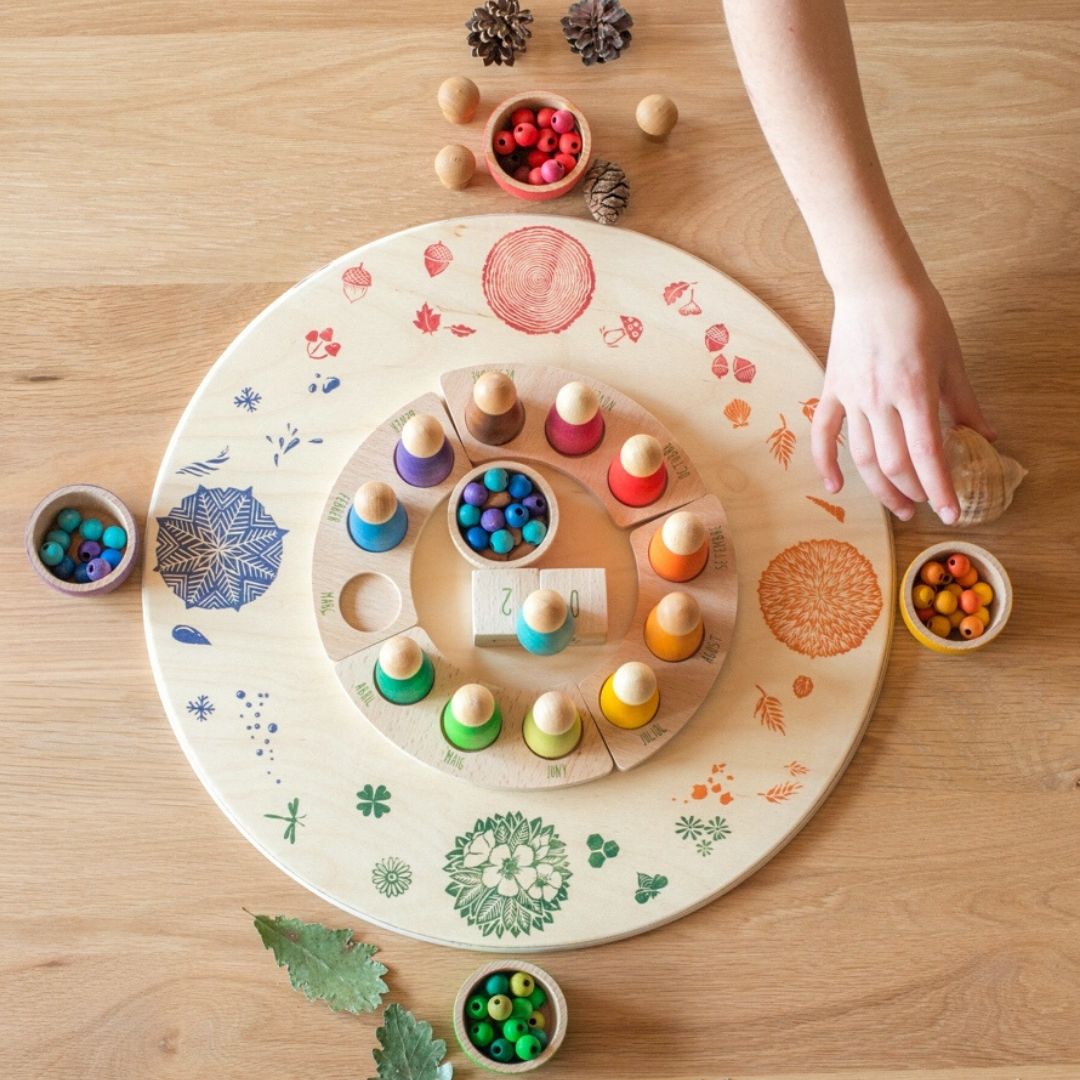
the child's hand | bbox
[810,275,996,523]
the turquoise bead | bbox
[466,995,489,1019]
[528,986,547,1009]
[488,1038,514,1063]
[101,548,123,568]
[53,556,75,580]
[39,541,65,567]
[484,973,510,997]
[102,525,127,550]
[490,529,514,554]
[45,529,71,549]
[535,1029,550,1050]
[502,1018,529,1042]
[510,997,532,1019]
[468,1020,494,1048]
[79,518,104,542]
[522,519,547,545]
[509,972,535,997]
[483,468,509,492]
[514,1034,543,1061]
[508,473,533,499]
[56,507,81,533]
[458,503,481,528]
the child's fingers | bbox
[810,395,845,493]
[869,408,927,503]
[942,368,997,443]
[847,411,915,520]
[899,406,959,525]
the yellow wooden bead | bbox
[945,582,964,597]
[928,614,952,638]
[912,584,935,609]
[948,609,965,629]
[509,972,535,998]
[933,589,958,615]
[974,606,991,626]
[972,581,994,606]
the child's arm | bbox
[722,0,994,523]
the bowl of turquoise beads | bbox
[452,960,567,1073]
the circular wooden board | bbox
[143,215,894,952]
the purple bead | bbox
[85,557,113,581]
[522,494,547,515]
[77,539,102,563]
[480,508,505,533]
[463,482,488,506]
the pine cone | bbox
[561,0,633,66]
[466,0,534,67]
[583,160,630,225]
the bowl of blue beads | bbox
[452,960,567,1073]
[25,483,138,596]
[448,460,558,570]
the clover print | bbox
[356,784,392,818]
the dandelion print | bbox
[675,815,703,841]
[372,857,413,898]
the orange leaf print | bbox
[805,495,846,523]
[785,761,810,777]
[792,675,814,699]
[767,414,796,469]
[413,302,441,335]
[800,398,819,423]
[723,398,751,429]
[759,781,802,803]
[753,684,786,735]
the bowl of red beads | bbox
[484,91,592,202]
[899,541,1012,654]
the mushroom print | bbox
[601,314,644,348]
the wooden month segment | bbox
[311,393,470,661]
[440,364,707,529]
[577,493,738,772]
[333,627,614,790]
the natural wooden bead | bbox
[656,591,701,637]
[613,661,657,706]
[437,76,480,124]
[353,481,397,525]
[378,636,423,681]
[531,691,577,736]
[555,381,599,425]
[620,434,664,478]
[522,588,567,634]
[662,511,706,556]
[451,684,495,728]
[636,94,678,139]
[474,371,518,416]
[435,144,476,190]
[401,413,445,458]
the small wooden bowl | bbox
[452,960,568,1073]
[25,484,139,597]
[899,541,1012,654]
[448,460,559,571]
[484,91,592,202]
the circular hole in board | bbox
[339,572,402,634]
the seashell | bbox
[942,425,1027,526]
[723,398,750,428]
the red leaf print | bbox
[324,341,341,357]
[711,354,729,379]
[319,327,333,342]
[806,495,845,523]
[734,356,756,383]
[305,329,318,343]
[413,303,441,335]
[663,281,694,305]
[705,323,729,352]
[800,397,819,424]
[449,324,476,337]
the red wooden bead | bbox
[536,128,559,153]
[513,165,531,182]
[528,167,545,185]
[554,152,577,173]
[540,158,565,183]
[558,131,582,155]
[550,109,575,134]
[513,122,539,147]
[493,130,516,156]
[915,606,934,624]
[510,107,536,127]
[527,148,550,168]
[536,107,555,129]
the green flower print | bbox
[444,811,572,938]
[704,816,731,842]
[356,784,391,818]
[674,815,703,841]
[372,857,413,898]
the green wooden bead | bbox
[486,994,512,1021]
[78,518,103,542]
[509,972,535,997]
[515,1034,543,1061]
[535,1029,550,1050]
[468,1020,494,1048]
[484,973,510,996]
[39,541,64,567]
[510,997,532,1019]
[56,508,81,533]
[45,529,71,549]
[527,1010,546,1030]
[466,995,489,1019]
[502,1018,529,1042]
[522,519,547,545]
[488,1038,514,1063]
[102,525,127,550]
[528,986,547,1008]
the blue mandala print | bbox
[155,485,287,611]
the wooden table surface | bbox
[3,2,1078,1077]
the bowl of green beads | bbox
[452,960,567,1072]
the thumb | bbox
[942,367,997,443]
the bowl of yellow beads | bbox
[899,541,1012,654]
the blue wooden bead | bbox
[502,1019,529,1042]
[101,548,123,568]
[463,482,487,507]
[39,541,65,567]
[56,507,81,533]
[73,563,91,583]
[522,519,547,545]
[85,557,113,581]
[490,529,515,555]
[469,1021,495,1048]
[508,473,533,499]
[522,493,547,515]
[53,556,76,580]
[77,539,102,563]
[484,974,510,997]
[514,1034,543,1061]
[483,468,509,492]
[488,1039,515,1063]
[45,529,71,549]
[481,508,505,532]
[466,995,489,1019]
[79,518,104,542]
[458,503,481,528]
[102,525,127,550]
[465,525,490,551]
[504,503,529,528]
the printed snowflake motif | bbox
[155,486,288,612]
[675,815,704,841]
[444,811,571,939]
[233,387,262,413]
[372,857,413,898]
[695,838,714,858]
[356,784,392,818]
[704,816,732,842]
[186,694,215,722]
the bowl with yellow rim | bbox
[899,540,1012,654]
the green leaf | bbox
[251,913,388,1014]
[369,1003,453,1080]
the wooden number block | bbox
[471,568,539,646]
[538,568,608,644]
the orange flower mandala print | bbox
[758,539,882,658]
[482,226,596,335]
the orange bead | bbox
[933,589,958,615]
[946,553,971,578]
[915,606,934,624]
[974,606,991,626]
[972,581,994,606]
[948,609,965,628]
[920,561,947,586]
[958,615,985,640]
[928,615,952,638]
[912,584,935,609]
[946,582,964,597]
[959,589,981,614]
[956,567,979,588]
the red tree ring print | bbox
[482,226,596,335]
[758,539,883,658]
